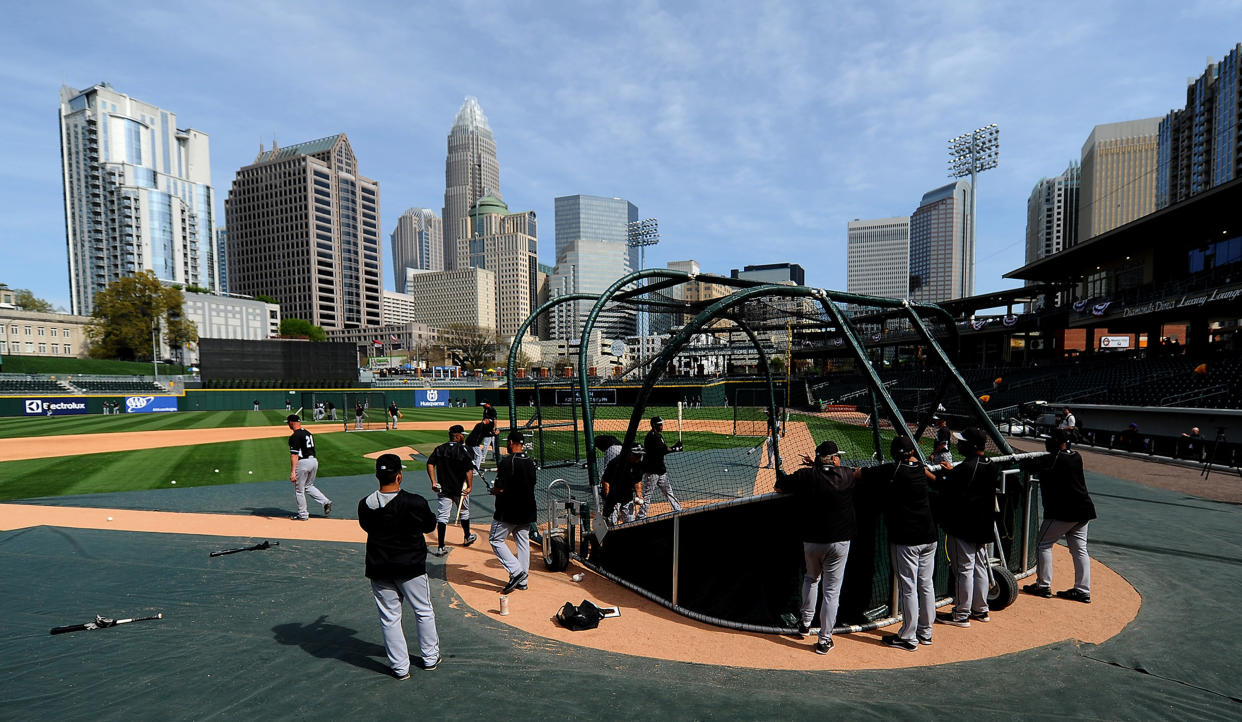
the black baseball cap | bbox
[953,427,988,448]
[507,430,525,444]
[376,453,402,473]
[448,424,465,436]
[815,440,840,457]
[651,416,664,425]
[286,414,300,423]
[626,443,646,457]
[1048,428,1070,444]
[890,436,917,459]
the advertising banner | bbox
[554,388,617,406]
[125,396,179,413]
[415,389,450,408]
[23,398,89,416]
[1099,335,1131,349]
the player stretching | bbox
[287,414,332,520]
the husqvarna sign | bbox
[415,389,449,408]
[125,396,179,413]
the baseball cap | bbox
[286,414,300,423]
[375,453,402,473]
[890,436,917,459]
[448,424,465,436]
[957,427,988,448]
[507,430,525,444]
[815,440,840,457]
[626,443,646,457]
[651,416,664,425]
[1048,428,1069,444]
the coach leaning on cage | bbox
[602,444,645,524]
[855,436,939,651]
[935,427,998,628]
[775,439,855,655]
[1022,428,1096,603]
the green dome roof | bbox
[469,193,508,217]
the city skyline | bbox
[3,2,1241,312]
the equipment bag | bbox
[555,600,603,631]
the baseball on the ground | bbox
[248,471,253,474]
[214,469,219,473]
[107,516,113,521]
[170,480,176,484]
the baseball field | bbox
[1,406,1239,718]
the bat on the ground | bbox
[50,612,163,635]
[209,540,278,557]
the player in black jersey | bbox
[489,430,538,593]
[287,414,332,520]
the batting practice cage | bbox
[298,391,389,430]
[506,270,1046,634]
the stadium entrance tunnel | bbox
[506,274,1040,634]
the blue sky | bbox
[2,0,1239,311]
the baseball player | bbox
[285,398,292,411]
[935,427,998,628]
[358,453,440,678]
[465,418,496,485]
[855,436,938,651]
[489,430,537,594]
[355,401,366,430]
[760,407,785,468]
[602,444,646,524]
[1022,428,1096,603]
[425,424,477,555]
[287,414,332,520]
[388,400,401,429]
[328,401,337,421]
[775,439,855,654]
[480,402,498,463]
[637,416,683,519]
[594,434,623,471]
[932,417,953,464]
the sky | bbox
[2,0,1240,312]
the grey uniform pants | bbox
[293,457,329,519]
[472,445,487,474]
[370,575,439,675]
[763,435,781,467]
[490,520,530,578]
[948,535,990,621]
[800,541,851,642]
[891,542,937,643]
[435,492,470,523]
[637,472,682,519]
[1035,519,1091,593]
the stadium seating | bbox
[0,378,74,394]
[70,380,168,394]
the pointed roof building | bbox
[443,97,501,270]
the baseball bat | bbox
[455,489,468,523]
[677,401,683,443]
[209,540,278,557]
[51,612,163,635]
[295,406,303,419]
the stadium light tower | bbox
[627,218,660,369]
[948,123,999,297]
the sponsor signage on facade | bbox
[1099,335,1131,349]
[23,398,89,416]
[554,389,618,406]
[125,396,179,413]
[415,389,450,408]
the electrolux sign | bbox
[125,396,179,413]
[24,398,89,416]
[415,389,450,408]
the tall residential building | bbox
[553,195,640,272]
[393,268,497,330]
[390,208,443,291]
[443,97,500,270]
[214,226,229,294]
[59,83,216,315]
[1025,163,1080,265]
[548,239,635,341]
[465,194,538,338]
[224,134,382,330]
[909,180,973,303]
[847,216,911,300]
[660,260,732,331]
[1157,44,1242,209]
[1078,118,1160,242]
[730,263,806,285]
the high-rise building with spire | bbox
[443,97,500,270]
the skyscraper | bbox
[215,226,228,294]
[225,134,382,330]
[443,97,500,270]
[1025,163,1080,265]
[465,194,538,338]
[847,216,911,300]
[59,83,216,315]
[390,208,443,291]
[550,194,640,340]
[1079,118,1160,242]
[909,180,973,303]
[553,195,640,272]
[1157,43,1242,209]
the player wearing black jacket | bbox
[935,428,999,628]
[426,425,477,555]
[466,418,496,484]
[358,453,439,678]
[602,445,646,524]
[776,440,855,654]
[489,431,538,594]
[1023,428,1097,603]
[856,436,939,651]
[637,416,683,519]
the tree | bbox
[87,271,198,361]
[12,289,55,313]
[255,294,279,304]
[279,317,326,341]
[440,323,500,370]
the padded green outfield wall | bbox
[180,387,479,412]
[0,395,140,417]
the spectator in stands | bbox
[1058,407,1077,447]
[1181,427,1203,461]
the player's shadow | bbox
[243,507,294,517]
[272,615,389,674]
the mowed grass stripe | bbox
[0,429,445,501]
